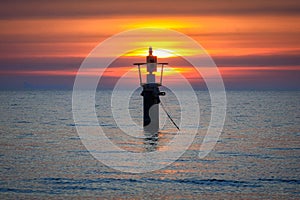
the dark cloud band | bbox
[0,0,299,19]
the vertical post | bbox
[141,83,160,133]
[137,64,142,86]
[160,64,164,85]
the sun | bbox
[152,49,175,58]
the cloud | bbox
[0,57,83,71]
[213,53,300,67]
[0,50,299,75]
[0,0,299,19]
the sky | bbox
[0,0,299,90]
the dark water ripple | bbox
[0,176,298,196]
[258,178,300,185]
[0,177,261,195]
[0,188,46,194]
[35,177,255,187]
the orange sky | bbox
[0,0,299,89]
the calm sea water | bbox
[0,90,299,199]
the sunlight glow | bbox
[125,46,201,58]
[125,19,193,30]
[126,48,176,58]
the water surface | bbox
[0,90,299,199]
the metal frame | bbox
[134,62,168,86]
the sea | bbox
[0,90,299,199]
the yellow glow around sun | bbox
[123,19,201,57]
[126,48,176,58]
[125,19,193,30]
[125,46,201,58]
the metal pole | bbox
[160,64,164,85]
[137,64,143,86]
